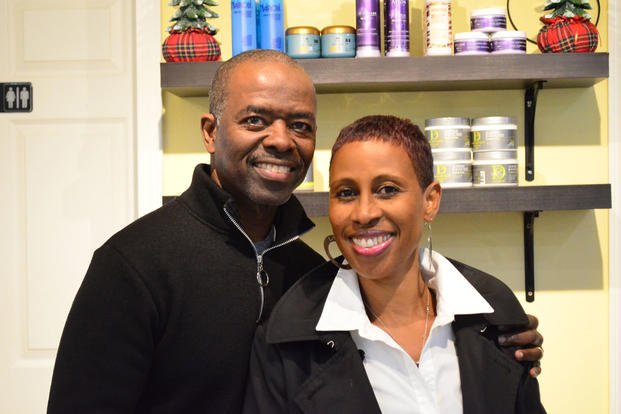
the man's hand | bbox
[498,314,544,378]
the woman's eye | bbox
[334,188,356,199]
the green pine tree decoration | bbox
[167,0,219,35]
[543,0,593,19]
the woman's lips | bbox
[350,233,394,256]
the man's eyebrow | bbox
[242,106,315,121]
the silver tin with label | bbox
[425,117,471,149]
[472,158,518,186]
[471,116,517,151]
[433,160,473,188]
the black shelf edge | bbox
[162,184,611,216]
[161,53,609,96]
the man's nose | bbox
[263,120,295,152]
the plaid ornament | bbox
[537,16,598,53]
[162,29,221,62]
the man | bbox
[48,50,542,413]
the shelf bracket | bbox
[523,210,541,302]
[524,81,545,182]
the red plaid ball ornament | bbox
[163,29,221,62]
[537,16,598,53]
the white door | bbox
[0,1,160,412]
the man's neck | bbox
[237,202,278,242]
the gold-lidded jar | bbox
[285,26,321,59]
[321,25,356,58]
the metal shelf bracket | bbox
[523,211,541,302]
[525,81,546,181]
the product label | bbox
[473,163,518,185]
[492,38,527,53]
[454,39,490,54]
[427,128,471,149]
[471,16,506,31]
[434,163,472,184]
[323,35,356,55]
[471,129,516,150]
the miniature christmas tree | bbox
[167,0,219,35]
[543,0,593,19]
[538,0,598,53]
[162,0,221,62]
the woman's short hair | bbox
[331,115,434,189]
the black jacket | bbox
[48,164,325,414]
[244,259,546,414]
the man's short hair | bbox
[209,50,311,120]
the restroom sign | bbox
[1,82,33,112]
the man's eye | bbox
[290,121,314,134]
[377,185,400,197]
[243,116,266,127]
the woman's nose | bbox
[351,195,381,226]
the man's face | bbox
[206,61,317,209]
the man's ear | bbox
[201,113,217,154]
[423,181,442,222]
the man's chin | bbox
[251,192,293,207]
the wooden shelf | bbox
[161,52,608,96]
[163,184,611,216]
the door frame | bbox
[136,0,163,217]
[609,1,620,413]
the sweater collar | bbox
[178,164,316,244]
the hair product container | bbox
[321,25,356,58]
[259,0,285,52]
[470,7,507,33]
[432,149,473,188]
[425,117,471,149]
[356,0,381,57]
[424,0,453,56]
[285,26,321,58]
[472,149,518,186]
[231,0,258,56]
[384,0,410,57]
[471,116,517,151]
[490,30,527,54]
[454,31,490,55]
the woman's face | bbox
[328,140,440,281]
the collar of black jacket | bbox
[177,163,315,244]
[266,257,529,345]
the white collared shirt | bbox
[316,249,494,414]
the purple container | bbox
[384,0,410,57]
[470,8,506,33]
[490,31,527,54]
[356,0,381,57]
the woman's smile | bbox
[350,232,394,256]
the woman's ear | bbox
[201,113,217,154]
[423,181,442,222]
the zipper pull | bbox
[256,255,270,287]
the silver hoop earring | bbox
[324,235,351,270]
[424,221,435,273]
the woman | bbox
[244,115,545,413]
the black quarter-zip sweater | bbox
[47,164,325,414]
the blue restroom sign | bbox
[1,82,33,112]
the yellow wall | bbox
[161,1,610,412]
